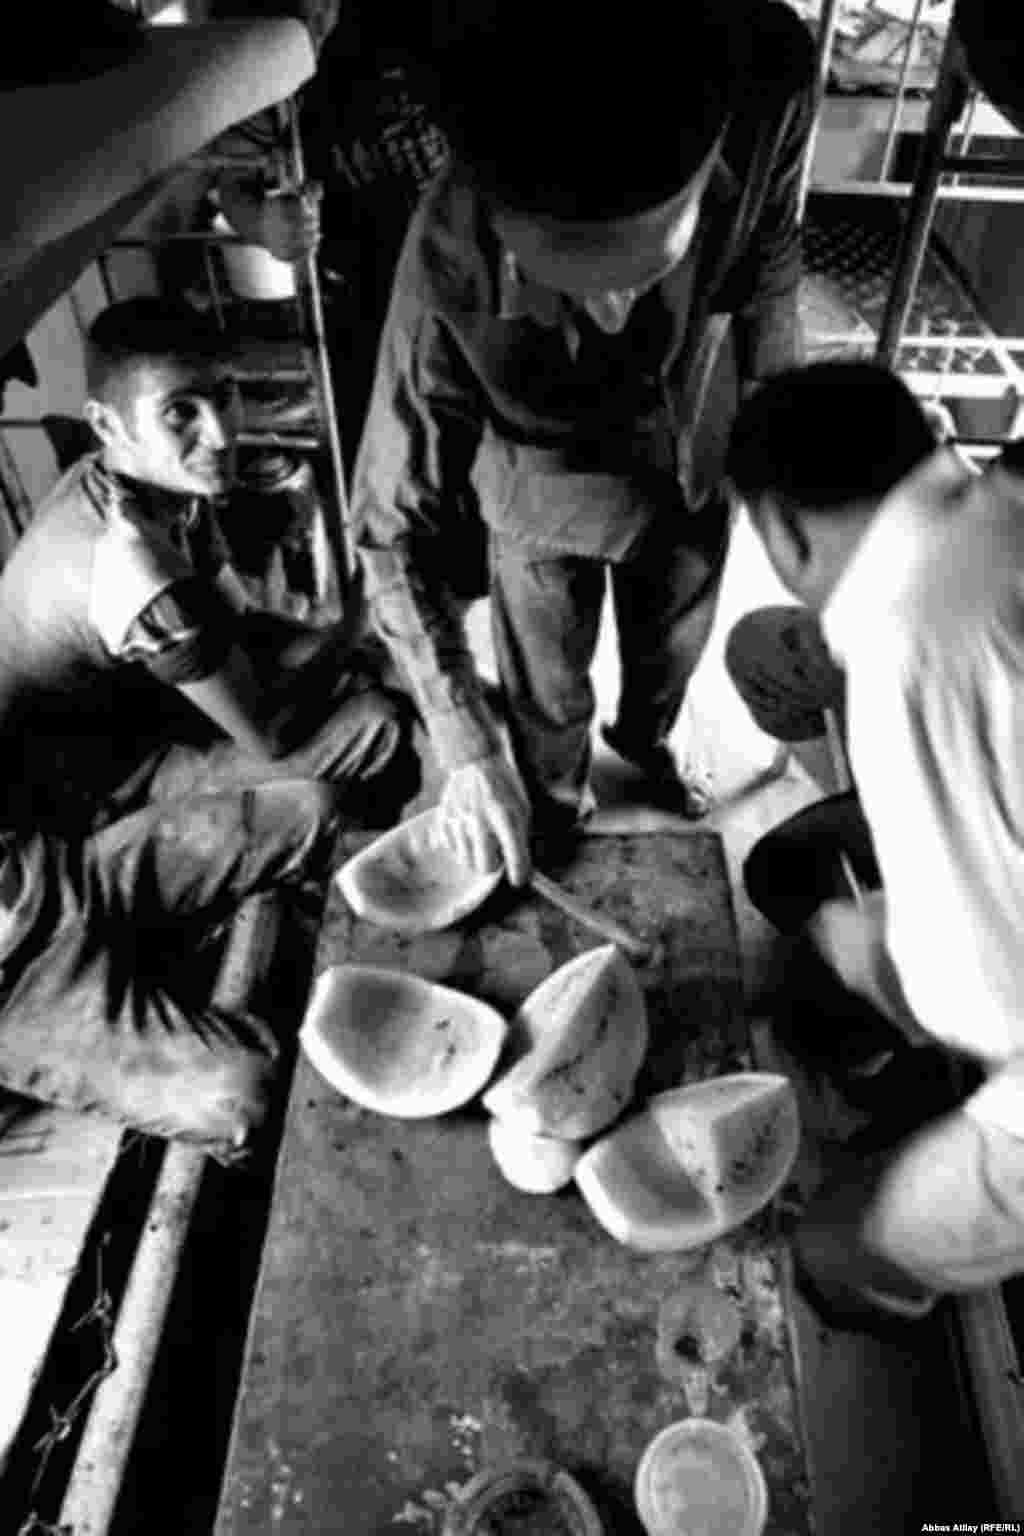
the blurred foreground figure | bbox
[726,361,1024,1326]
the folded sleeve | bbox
[118,577,235,686]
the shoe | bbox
[792,1240,937,1338]
[840,1045,969,1132]
[600,723,713,820]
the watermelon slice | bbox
[300,964,506,1119]
[487,1118,581,1193]
[574,1073,799,1252]
[336,808,503,934]
[482,945,648,1140]
[649,1073,800,1222]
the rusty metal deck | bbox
[215,831,815,1536]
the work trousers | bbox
[0,783,339,1159]
[488,505,730,830]
[14,625,421,839]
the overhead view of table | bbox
[215,830,815,1536]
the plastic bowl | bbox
[443,1460,604,1536]
[634,1418,767,1536]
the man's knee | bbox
[338,687,422,817]
[725,606,834,742]
[119,1035,280,1162]
[743,823,811,931]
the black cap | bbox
[430,1,749,222]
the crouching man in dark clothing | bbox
[0,297,420,1157]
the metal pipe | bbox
[812,178,1024,202]
[876,27,970,364]
[56,1141,207,1535]
[797,0,843,220]
[938,155,1024,176]
[286,98,354,590]
[878,0,930,184]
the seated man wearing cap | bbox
[352,0,815,884]
[0,297,419,1156]
[723,360,1024,1325]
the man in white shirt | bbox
[724,360,1024,1324]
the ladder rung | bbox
[940,155,1024,178]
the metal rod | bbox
[953,1289,1024,1518]
[57,1141,207,1535]
[286,97,354,591]
[797,0,843,220]
[878,0,930,184]
[823,706,852,793]
[529,871,651,960]
[108,231,259,246]
[939,155,1024,177]
[812,178,1024,202]
[949,85,982,191]
[202,241,227,333]
[876,27,970,365]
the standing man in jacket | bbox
[352,0,815,882]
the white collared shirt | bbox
[823,448,1024,1135]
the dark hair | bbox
[85,298,223,415]
[725,360,937,517]
[429,0,745,221]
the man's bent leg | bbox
[725,605,845,743]
[609,502,730,752]
[0,784,339,1156]
[744,794,906,1076]
[797,1109,1024,1322]
[148,678,420,827]
[86,779,340,926]
[743,791,880,933]
[489,542,604,835]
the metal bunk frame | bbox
[0,96,354,594]
[799,0,1024,449]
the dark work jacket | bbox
[352,1,815,769]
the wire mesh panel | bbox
[803,193,1023,392]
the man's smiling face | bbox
[97,357,240,498]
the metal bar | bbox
[949,86,982,192]
[876,28,970,364]
[235,431,322,450]
[803,334,1024,349]
[878,0,930,184]
[812,179,1024,201]
[940,155,1024,176]
[56,893,282,1535]
[108,231,256,247]
[823,707,852,793]
[529,870,652,960]
[285,97,354,589]
[953,1289,1024,1519]
[202,241,227,334]
[56,1141,207,1535]
[797,0,844,220]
